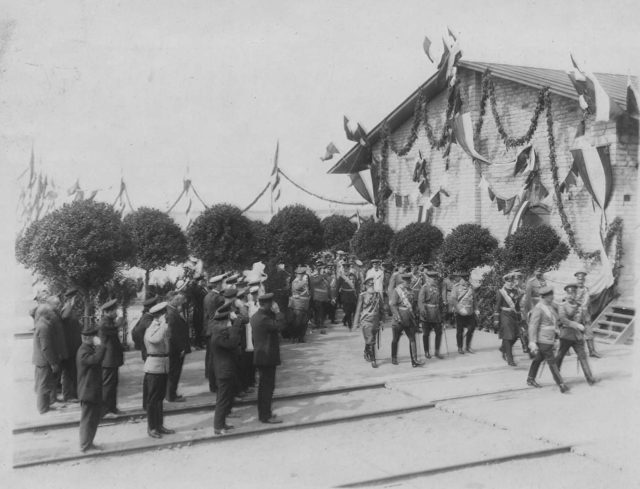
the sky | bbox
[1,0,639,231]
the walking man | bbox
[76,320,106,451]
[353,277,382,368]
[166,291,191,402]
[389,274,424,367]
[290,266,311,342]
[450,271,478,354]
[203,274,225,393]
[574,269,601,358]
[526,285,569,393]
[251,293,284,424]
[60,288,82,402]
[495,272,523,366]
[32,301,61,414]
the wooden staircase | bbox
[592,301,635,344]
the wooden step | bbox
[604,312,633,323]
[611,307,635,316]
[595,320,627,330]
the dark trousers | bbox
[342,302,356,328]
[238,351,256,391]
[214,377,236,430]
[313,301,328,329]
[327,301,336,322]
[501,338,518,363]
[192,310,204,346]
[205,337,217,392]
[455,314,476,348]
[34,365,54,414]
[528,342,564,386]
[79,401,101,450]
[145,373,168,431]
[167,353,185,401]
[556,339,587,369]
[60,357,78,400]
[423,321,443,354]
[391,325,418,362]
[257,366,276,421]
[101,367,119,415]
[291,309,309,341]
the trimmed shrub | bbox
[440,223,498,273]
[350,219,394,261]
[321,215,357,252]
[390,222,443,264]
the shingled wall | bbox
[373,68,637,300]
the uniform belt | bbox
[147,353,168,357]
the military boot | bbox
[410,339,424,367]
[391,342,398,365]
[587,339,602,358]
[579,357,597,385]
[370,345,378,369]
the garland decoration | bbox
[278,168,369,206]
[241,181,271,214]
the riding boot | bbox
[505,341,516,366]
[548,362,569,393]
[409,339,424,367]
[422,334,431,359]
[521,331,530,353]
[579,357,597,385]
[370,345,378,368]
[587,339,602,358]
[391,341,398,365]
[363,345,371,362]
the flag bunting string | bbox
[277,168,369,206]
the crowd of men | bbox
[30,250,602,451]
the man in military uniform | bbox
[76,320,106,451]
[203,274,225,393]
[494,272,523,366]
[166,291,191,402]
[354,277,382,368]
[99,299,124,417]
[32,300,62,414]
[418,268,444,359]
[450,271,478,354]
[523,267,547,319]
[441,272,459,329]
[131,296,157,410]
[389,274,424,367]
[251,293,284,424]
[188,274,208,348]
[309,262,330,334]
[365,259,385,299]
[556,283,597,385]
[574,269,601,358]
[144,301,176,438]
[526,285,569,393]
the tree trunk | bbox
[144,269,150,300]
[82,289,92,329]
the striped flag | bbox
[570,138,613,210]
[567,54,623,122]
[452,112,491,164]
[348,169,375,204]
[320,142,340,161]
[270,141,281,214]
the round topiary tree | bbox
[188,204,256,272]
[440,223,498,273]
[321,214,357,252]
[390,222,444,264]
[350,219,394,261]
[123,207,188,298]
[267,204,323,266]
[502,224,570,276]
[250,220,270,261]
[15,200,133,326]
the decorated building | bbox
[329,55,638,308]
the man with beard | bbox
[354,277,382,368]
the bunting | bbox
[343,117,369,146]
[270,141,281,214]
[567,54,623,122]
[452,112,491,164]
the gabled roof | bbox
[328,60,633,174]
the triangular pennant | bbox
[430,191,441,208]
[488,187,496,201]
[567,55,623,121]
[452,112,491,164]
[503,196,517,214]
[496,197,506,212]
[320,142,340,161]
[423,36,434,63]
[513,144,533,176]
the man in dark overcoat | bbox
[32,302,61,414]
[166,291,191,402]
[250,293,284,424]
[76,321,106,451]
[99,299,124,416]
[203,274,225,392]
[60,288,83,401]
[211,303,242,435]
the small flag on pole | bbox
[270,141,281,214]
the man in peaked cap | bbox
[211,303,242,435]
[354,276,382,368]
[574,269,601,358]
[144,301,176,438]
[76,320,106,451]
[495,272,524,367]
[418,268,444,360]
[389,273,424,367]
[166,291,191,403]
[131,296,158,411]
[251,293,284,424]
[98,299,124,417]
[527,285,569,393]
[450,271,478,354]
[290,266,311,343]
[60,288,83,402]
[203,274,226,393]
[32,298,63,414]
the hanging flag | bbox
[567,54,623,122]
[488,187,496,201]
[513,145,535,176]
[417,205,424,223]
[320,142,340,161]
[436,31,462,87]
[430,191,441,208]
[423,36,435,63]
[507,200,530,235]
[570,138,613,209]
[559,162,579,192]
[452,112,492,164]
[270,141,281,213]
[348,171,375,204]
[354,123,369,147]
[186,198,192,216]
[418,179,428,194]
[343,116,357,142]
[355,208,361,230]
[496,198,505,212]
[627,76,639,120]
[87,190,98,201]
[503,196,517,214]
